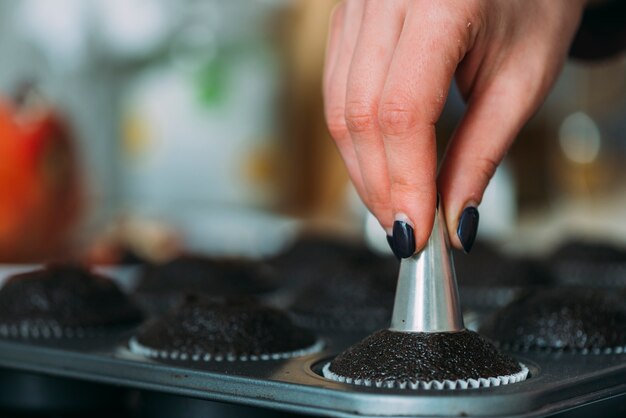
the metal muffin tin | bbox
[0,266,625,417]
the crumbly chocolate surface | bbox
[329,330,521,383]
[136,255,277,296]
[289,259,398,331]
[277,235,399,330]
[136,296,317,356]
[480,288,626,350]
[0,264,142,327]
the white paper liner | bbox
[129,336,324,362]
[0,320,125,339]
[495,342,626,355]
[322,362,529,390]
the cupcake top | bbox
[135,255,278,296]
[548,240,626,287]
[135,296,317,357]
[270,235,397,285]
[327,329,521,384]
[289,256,398,331]
[480,288,626,351]
[455,242,549,287]
[551,240,626,264]
[0,264,142,328]
[290,268,396,331]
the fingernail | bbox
[386,235,400,259]
[457,206,479,253]
[392,218,416,259]
[386,235,394,251]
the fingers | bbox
[344,1,405,231]
[380,7,468,255]
[323,0,367,200]
[438,63,545,252]
[322,3,345,94]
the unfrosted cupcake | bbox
[454,242,551,309]
[130,296,321,362]
[270,235,393,287]
[272,235,398,331]
[480,288,626,353]
[548,240,626,288]
[324,329,527,389]
[0,264,142,339]
[135,255,278,315]
[289,262,397,332]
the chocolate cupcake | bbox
[288,257,398,332]
[271,235,399,331]
[548,240,626,287]
[270,235,393,287]
[480,288,626,353]
[130,296,321,362]
[454,242,550,309]
[323,329,527,389]
[0,264,142,339]
[135,255,278,314]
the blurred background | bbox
[0,0,625,263]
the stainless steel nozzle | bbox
[389,200,464,333]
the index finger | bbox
[379,7,473,256]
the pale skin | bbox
[323,0,587,253]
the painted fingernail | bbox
[392,219,415,259]
[386,235,395,251]
[457,206,479,254]
[386,235,400,259]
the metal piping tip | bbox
[389,200,464,333]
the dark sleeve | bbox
[569,0,626,61]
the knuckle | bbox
[390,178,420,196]
[390,181,434,209]
[325,107,349,140]
[344,101,378,134]
[378,100,419,136]
[475,156,499,185]
[366,192,391,216]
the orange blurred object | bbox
[0,92,82,262]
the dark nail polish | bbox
[392,221,416,259]
[457,207,479,253]
[386,235,395,251]
[386,235,400,259]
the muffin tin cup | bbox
[322,362,529,390]
[128,336,325,362]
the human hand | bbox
[323,0,586,257]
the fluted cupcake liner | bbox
[322,362,529,390]
[0,320,125,340]
[128,336,324,362]
[493,342,626,355]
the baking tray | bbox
[0,321,624,418]
[0,262,624,418]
